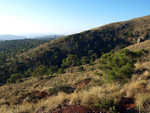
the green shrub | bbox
[81,56,90,64]
[16,78,23,83]
[90,67,95,71]
[7,73,24,83]
[57,68,65,74]
[32,65,48,78]
[78,66,85,72]
[98,49,141,83]
[127,32,133,37]
[48,85,75,95]
[98,97,118,112]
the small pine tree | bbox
[98,49,143,83]
[62,55,79,73]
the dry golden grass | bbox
[0,74,149,113]
[126,40,150,52]
[135,93,150,112]
[135,61,150,72]
[1,57,150,112]
[0,79,122,113]
[0,64,102,112]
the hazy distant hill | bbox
[0,34,64,40]
[0,35,27,40]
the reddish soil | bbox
[18,90,49,103]
[75,80,92,88]
[52,105,105,113]
[31,90,49,99]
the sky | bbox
[0,0,149,36]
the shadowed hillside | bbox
[18,15,150,71]
[20,15,150,60]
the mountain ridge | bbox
[20,15,150,60]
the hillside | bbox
[0,39,150,112]
[20,15,150,61]
[0,38,57,84]
[19,15,150,72]
[22,15,150,58]
[1,15,150,84]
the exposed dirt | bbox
[31,90,49,99]
[51,97,137,113]
[75,79,92,88]
[18,90,49,104]
[52,105,105,113]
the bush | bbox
[48,85,75,95]
[98,49,143,83]
[90,67,95,71]
[78,66,85,72]
[16,78,23,83]
[81,56,90,64]
[57,68,65,74]
[32,65,48,78]
[127,32,133,37]
[7,73,24,83]
[98,97,118,112]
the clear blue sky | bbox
[0,0,149,36]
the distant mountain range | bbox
[0,34,64,40]
[0,35,27,40]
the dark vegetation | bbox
[98,49,148,83]
[1,15,150,84]
[0,39,54,83]
[48,85,75,95]
[0,39,48,63]
[98,97,118,112]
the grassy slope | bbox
[0,64,103,112]
[126,39,150,51]
[1,39,150,112]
